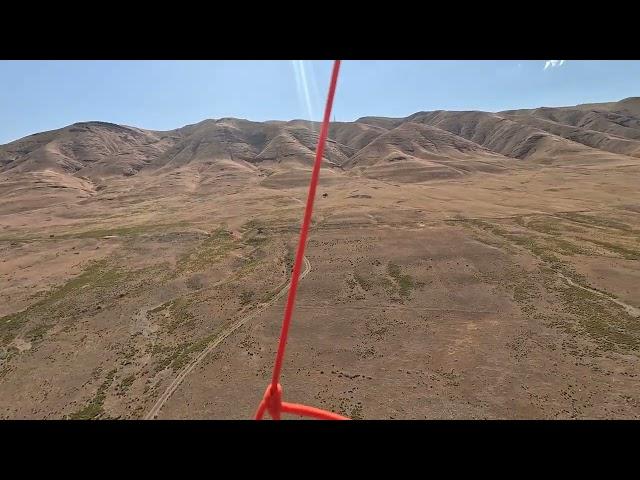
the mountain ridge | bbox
[1,97,639,191]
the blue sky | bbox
[1,60,639,144]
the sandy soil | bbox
[1,158,639,419]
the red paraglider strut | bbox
[255,60,348,421]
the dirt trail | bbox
[144,256,311,419]
[558,271,640,318]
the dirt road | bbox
[144,255,311,419]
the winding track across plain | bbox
[144,255,311,420]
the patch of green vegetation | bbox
[397,276,414,297]
[387,263,415,298]
[237,247,271,277]
[245,235,268,246]
[1,311,29,347]
[354,272,372,292]
[581,238,640,260]
[151,344,172,356]
[259,279,288,304]
[475,220,600,284]
[557,283,640,353]
[560,213,633,232]
[48,260,121,303]
[388,262,402,276]
[513,216,602,256]
[164,298,195,333]
[260,289,278,304]
[437,368,461,386]
[332,397,364,419]
[119,345,137,364]
[185,275,204,290]
[548,237,589,256]
[241,219,270,247]
[149,302,170,314]
[458,217,640,355]
[368,324,388,338]
[513,279,536,304]
[0,259,131,347]
[153,338,210,373]
[460,218,505,234]
[0,235,35,243]
[349,402,364,420]
[25,324,51,342]
[70,402,103,421]
[503,233,561,264]
[176,228,235,273]
[0,363,12,379]
[118,374,135,394]
[459,218,568,266]
[533,259,638,355]
[69,369,117,420]
[284,245,295,274]
[369,274,395,297]
[242,219,262,231]
[60,222,189,240]
[459,218,520,250]
[170,348,199,371]
[153,345,183,372]
[515,216,561,235]
[513,216,527,228]
[467,230,507,250]
[239,290,254,306]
